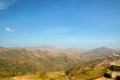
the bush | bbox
[116,76,120,80]
[103,73,111,78]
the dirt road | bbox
[95,77,113,80]
[11,76,31,80]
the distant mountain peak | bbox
[81,47,120,59]
[96,46,111,49]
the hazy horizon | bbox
[0,45,120,50]
[0,0,120,48]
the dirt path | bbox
[94,77,114,80]
[11,76,31,80]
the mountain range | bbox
[0,46,120,79]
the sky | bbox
[0,0,120,49]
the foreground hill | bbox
[7,55,120,80]
[65,55,120,80]
[0,47,81,78]
[0,47,46,77]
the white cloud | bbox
[0,0,16,10]
[5,27,14,32]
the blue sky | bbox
[0,0,120,49]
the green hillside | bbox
[65,56,120,80]
[0,47,81,78]
[0,47,120,80]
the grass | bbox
[46,71,67,80]
[23,74,43,80]
[8,71,68,80]
[0,69,105,80]
[0,78,10,80]
[0,71,66,80]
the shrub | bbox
[116,76,120,80]
[103,73,111,78]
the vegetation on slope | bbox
[65,55,120,80]
[0,47,120,80]
[0,47,81,78]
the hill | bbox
[0,47,81,78]
[0,48,46,78]
[0,46,120,79]
[81,47,120,59]
[65,55,120,80]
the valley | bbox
[0,46,120,80]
